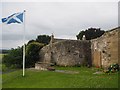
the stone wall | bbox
[36,27,119,68]
[39,40,91,66]
[91,27,120,68]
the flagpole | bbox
[23,10,26,77]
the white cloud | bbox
[1,2,118,49]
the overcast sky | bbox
[0,1,118,49]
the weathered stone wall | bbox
[91,27,120,68]
[37,27,119,68]
[39,40,91,66]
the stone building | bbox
[91,27,120,68]
[39,38,91,66]
[35,27,120,69]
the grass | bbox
[2,67,119,88]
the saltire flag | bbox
[1,12,23,24]
[1,11,26,77]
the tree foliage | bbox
[3,47,23,68]
[3,34,51,69]
[26,42,44,67]
[36,35,51,45]
[27,40,36,45]
[76,31,85,40]
[76,28,105,40]
[3,42,44,68]
[1,49,10,54]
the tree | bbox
[76,31,85,40]
[3,42,44,68]
[76,28,105,40]
[27,40,36,45]
[3,34,51,69]
[36,35,51,45]
[3,47,23,68]
[1,49,10,54]
[26,42,44,67]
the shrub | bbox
[76,28,105,40]
[36,35,51,45]
[3,42,44,69]
[2,47,23,68]
[26,42,44,67]
[2,64,8,72]
[108,63,119,73]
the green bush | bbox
[36,35,51,45]
[2,47,23,68]
[2,64,8,72]
[108,63,119,72]
[76,28,105,40]
[2,42,44,69]
[26,42,44,67]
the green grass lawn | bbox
[2,67,119,88]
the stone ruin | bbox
[39,40,91,67]
[35,62,49,70]
[35,27,120,70]
[91,27,120,68]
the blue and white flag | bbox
[2,12,24,24]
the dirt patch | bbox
[93,71,104,75]
[28,68,79,74]
[55,70,79,74]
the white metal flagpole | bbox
[23,10,26,77]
